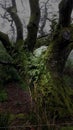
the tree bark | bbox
[47,0,73,76]
[0,31,13,55]
[59,0,73,27]
[25,0,40,52]
[46,27,73,80]
[7,0,23,41]
[45,0,73,117]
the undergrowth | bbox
[28,51,73,124]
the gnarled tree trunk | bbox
[45,0,73,120]
[46,0,73,79]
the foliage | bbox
[36,69,73,121]
[28,50,46,83]
[0,41,17,84]
[0,41,29,90]
[0,113,10,130]
[28,112,38,125]
[0,89,8,102]
[28,50,73,123]
[36,37,49,48]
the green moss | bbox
[35,36,49,48]
[9,113,26,122]
[15,40,24,50]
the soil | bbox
[0,83,32,114]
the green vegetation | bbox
[0,113,9,130]
[61,126,73,130]
[26,50,73,128]
[0,89,8,102]
[0,37,73,128]
[0,0,73,129]
[0,41,29,91]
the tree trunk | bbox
[25,0,40,52]
[7,0,23,41]
[0,31,13,55]
[45,0,73,120]
[46,0,73,82]
[46,27,73,76]
[59,0,73,27]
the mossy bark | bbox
[44,26,73,122]
[46,0,73,78]
[46,27,73,76]
[0,31,13,55]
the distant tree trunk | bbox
[7,0,23,41]
[25,0,40,52]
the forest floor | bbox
[0,67,73,129]
[0,83,33,129]
[0,83,32,114]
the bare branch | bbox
[39,0,49,36]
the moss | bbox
[9,113,39,128]
[9,113,26,122]
[15,39,24,50]
[35,36,49,48]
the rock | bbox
[67,50,73,64]
[33,45,47,57]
